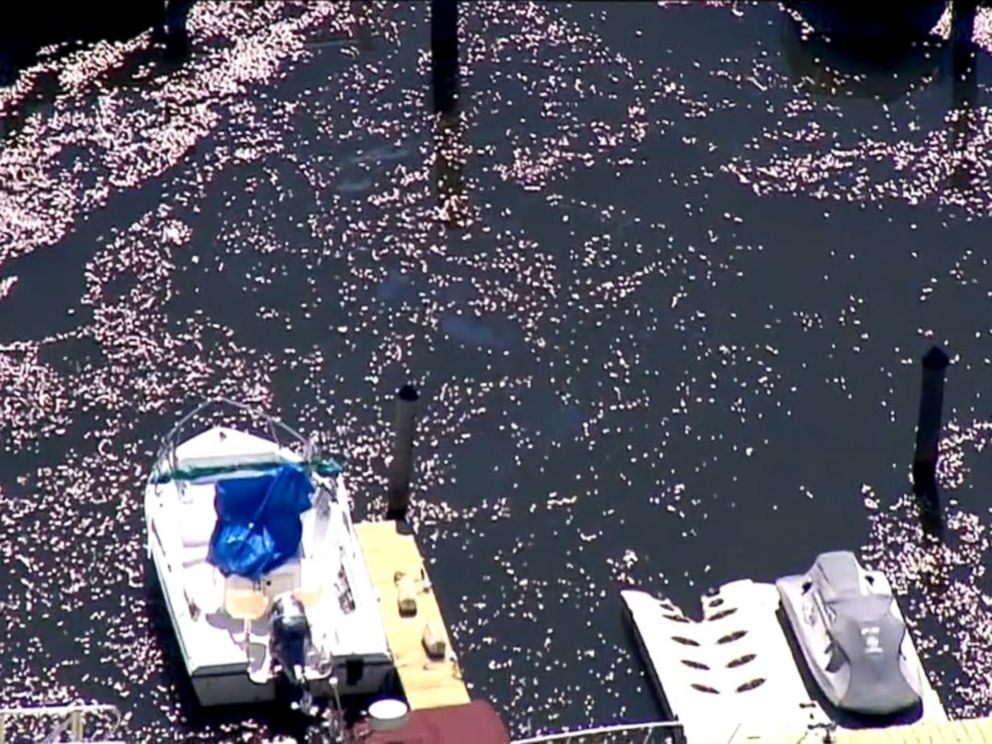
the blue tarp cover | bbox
[207,464,313,580]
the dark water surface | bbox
[4,1,992,739]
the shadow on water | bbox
[913,473,946,540]
[911,346,952,541]
[435,110,470,231]
[0,1,198,342]
[780,0,982,197]
[779,6,945,102]
[0,0,192,86]
[0,1,194,152]
[949,0,980,190]
[783,0,949,47]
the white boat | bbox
[776,551,939,718]
[144,399,393,709]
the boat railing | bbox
[147,397,342,486]
[511,720,686,744]
[0,703,123,743]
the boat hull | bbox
[147,523,392,707]
[143,407,395,710]
[189,660,393,708]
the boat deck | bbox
[354,520,470,711]
[622,581,946,744]
[151,476,392,656]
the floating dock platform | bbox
[355,520,470,711]
[622,581,947,744]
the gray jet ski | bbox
[776,551,928,716]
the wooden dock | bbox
[740,716,992,744]
[834,718,992,744]
[354,520,470,711]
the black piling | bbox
[158,0,194,56]
[431,0,458,113]
[950,0,979,189]
[912,346,950,531]
[0,47,14,86]
[351,0,374,53]
[435,111,468,228]
[386,384,420,521]
[952,0,979,68]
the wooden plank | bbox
[831,718,992,744]
[961,719,991,744]
[742,718,992,744]
[355,520,470,711]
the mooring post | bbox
[912,346,950,519]
[386,384,420,520]
[951,0,979,126]
[950,0,978,189]
[0,47,15,86]
[952,0,979,59]
[435,111,468,228]
[351,0,373,53]
[431,0,458,113]
[160,0,193,55]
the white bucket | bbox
[368,698,410,731]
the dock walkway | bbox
[354,520,470,711]
[739,716,992,744]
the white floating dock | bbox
[622,581,946,744]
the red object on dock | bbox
[353,700,510,743]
